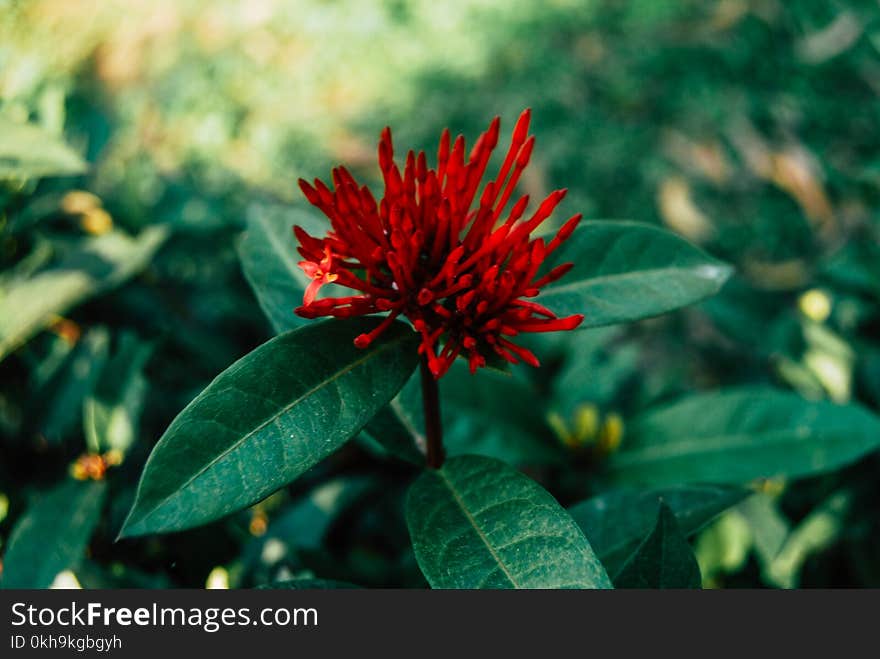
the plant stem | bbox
[420,356,445,469]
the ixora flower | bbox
[294,109,583,378]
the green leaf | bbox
[37,326,110,443]
[0,117,87,179]
[237,204,328,333]
[0,227,168,361]
[257,578,359,589]
[84,333,154,454]
[361,402,426,465]
[606,388,880,486]
[551,326,637,416]
[614,503,702,588]
[764,489,851,589]
[694,510,752,582]
[441,366,562,463]
[568,485,746,575]
[538,221,731,327]
[738,494,790,570]
[120,318,419,538]
[406,455,612,589]
[267,477,373,551]
[1,479,107,588]
[240,478,373,587]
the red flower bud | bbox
[293,110,584,377]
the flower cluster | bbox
[294,109,583,378]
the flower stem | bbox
[420,356,445,469]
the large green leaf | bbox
[614,503,702,588]
[568,485,746,575]
[0,227,168,361]
[406,455,611,589]
[0,117,87,179]
[120,318,419,538]
[237,204,328,333]
[607,388,880,486]
[538,221,731,327]
[1,479,107,588]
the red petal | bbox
[303,279,322,306]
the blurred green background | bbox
[1,0,879,588]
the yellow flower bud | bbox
[61,190,101,215]
[49,316,81,345]
[753,477,786,496]
[80,207,114,235]
[798,289,831,323]
[573,403,599,444]
[249,510,269,537]
[596,412,624,456]
[547,411,576,448]
[69,453,111,481]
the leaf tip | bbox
[698,262,734,289]
[116,507,149,541]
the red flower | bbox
[295,109,584,378]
